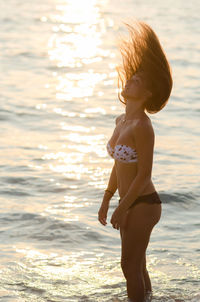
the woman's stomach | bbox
[115,161,156,198]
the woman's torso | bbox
[107,113,156,199]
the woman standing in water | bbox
[98,20,172,302]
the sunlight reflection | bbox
[43,0,115,190]
[49,163,90,179]
[47,0,115,107]
[84,107,106,114]
[63,133,104,145]
[48,1,111,68]
[13,247,122,299]
[53,108,87,118]
[60,124,93,133]
[55,71,107,100]
[43,151,83,163]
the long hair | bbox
[117,20,173,113]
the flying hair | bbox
[116,20,173,113]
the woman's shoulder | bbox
[115,113,125,125]
[132,114,154,138]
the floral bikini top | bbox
[106,141,138,163]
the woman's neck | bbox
[125,101,145,120]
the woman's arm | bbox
[110,120,154,228]
[98,163,118,226]
[103,163,118,202]
[98,115,121,225]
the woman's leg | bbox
[143,254,152,293]
[120,203,161,302]
[121,219,151,301]
[121,233,152,294]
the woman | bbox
[98,20,172,302]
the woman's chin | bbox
[121,90,128,98]
[121,91,132,100]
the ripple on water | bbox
[0,211,104,251]
[159,191,198,206]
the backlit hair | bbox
[117,20,173,113]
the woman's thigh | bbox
[120,203,162,262]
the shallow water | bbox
[0,0,200,301]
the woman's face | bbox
[121,73,150,102]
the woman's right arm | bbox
[98,115,121,225]
[98,163,118,226]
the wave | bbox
[159,191,199,206]
[0,211,104,247]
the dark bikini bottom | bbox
[119,191,162,209]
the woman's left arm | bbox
[110,120,155,228]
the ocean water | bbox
[0,0,200,301]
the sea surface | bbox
[0,0,200,301]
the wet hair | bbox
[117,20,173,113]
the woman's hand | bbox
[98,202,109,226]
[110,206,125,230]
